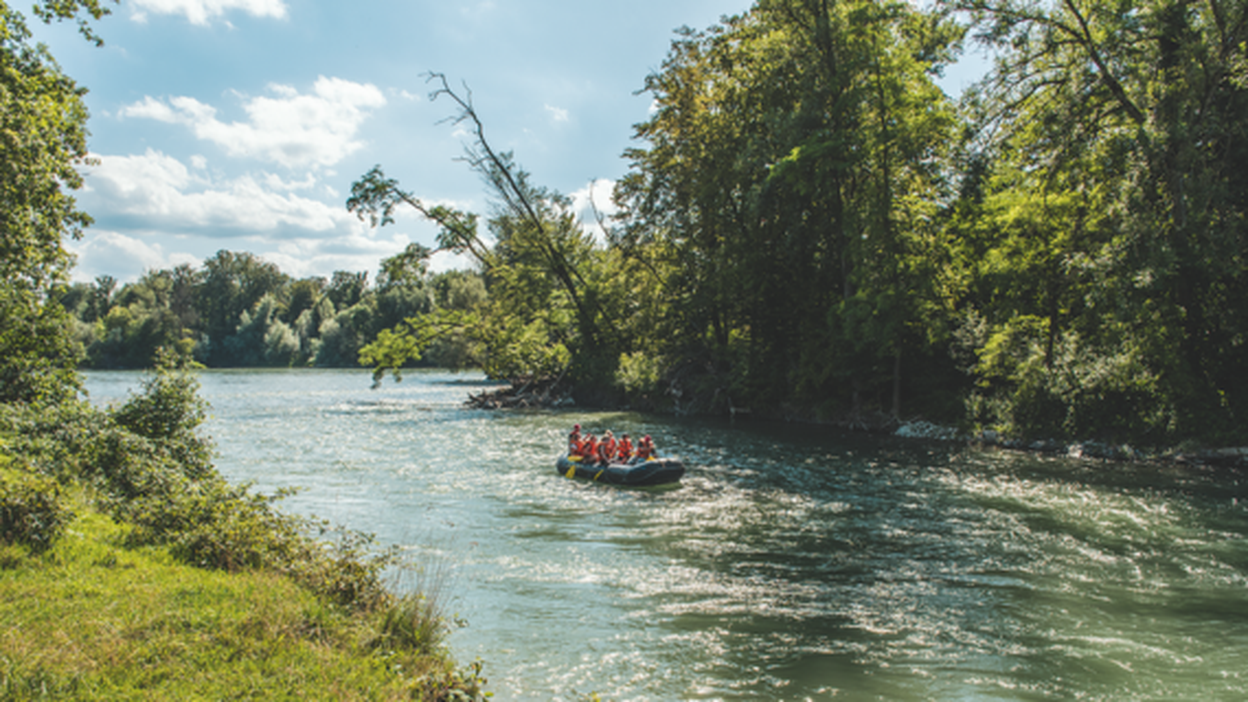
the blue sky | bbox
[33,0,986,284]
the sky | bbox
[30,0,988,284]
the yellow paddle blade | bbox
[565,466,576,478]
[568,455,582,462]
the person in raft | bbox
[598,430,618,464]
[568,423,582,454]
[581,433,599,462]
[616,433,634,463]
[635,435,658,461]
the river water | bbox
[84,369,1248,701]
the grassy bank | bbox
[1,510,480,699]
[1,356,487,700]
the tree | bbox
[325,270,369,310]
[195,250,290,366]
[350,74,617,391]
[0,0,113,403]
[283,276,325,326]
[615,0,961,419]
[949,0,1248,440]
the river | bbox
[84,368,1248,701]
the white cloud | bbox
[263,172,317,192]
[120,77,387,169]
[545,104,570,123]
[68,231,200,283]
[128,0,288,26]
[429,249,476,273]
[569,178,617,242]
[71,150,480,281]
[83,149,359,237]
[259,230,429,279]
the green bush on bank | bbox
[0,353,488,699]
[0,459,72,553]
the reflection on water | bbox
[85,369,1248,700]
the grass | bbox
[0,508,482,700]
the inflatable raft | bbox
[556,454,685,487]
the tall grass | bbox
[376,555,457,655]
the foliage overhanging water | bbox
[86,369,1248,700]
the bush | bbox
[615,350,664,396]
[970,320,1174,443]
[1,364,395,611]
[111,347,213,479]
[124,482,395,610]
[0,464,71,553]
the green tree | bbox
[950,0,1248,440]
[223,294,300,367]
[196,250,290,366]
[325,270,369,310]
[351,74,616,391]
[616,0,961,419]
[0,0,112,403]
[283,276,325,326]
[315,296,377,368]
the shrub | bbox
[110,347,213,479]
[1,357,415,616]
[970,319,1174,443]
[0,464,72,552]
[615,350,664,396]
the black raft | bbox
[556,454,685,487]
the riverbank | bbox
[469,377,1248,469]
[1,364,489,700]
[893,419,1248,468]
[0,506,483,699]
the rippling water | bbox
[85,369,1248,700]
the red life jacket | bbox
[600,438,617,462]
[617,439,633,461]
[635,441,652,460]
[583,438,599,460]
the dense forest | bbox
[354,0,1248,446]
[57,250,487,370]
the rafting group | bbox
[567,424,658,465]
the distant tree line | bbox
[57,248,487,370]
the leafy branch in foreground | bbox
[359,309,480,387]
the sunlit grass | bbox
[0,510,472,699]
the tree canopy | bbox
[353,1,1246,445]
